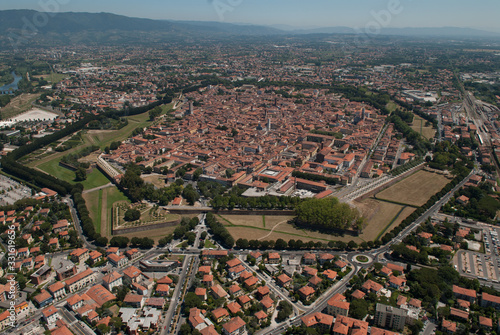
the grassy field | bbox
[386,101,399,113]
[80,169,110,190]
[83,189,102,234]
[205,239,217,248]
[411,114,436,140]
[83,186,130,237]
[37,159,110,190]
[221,215,266,228]
[37,158,76,183]
[222,215,363,243]
[353,198,415,242]
[1,93,40,120]
[376,170,451,207]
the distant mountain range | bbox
[0,9,498,49]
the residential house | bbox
[298,286,315,302]
[102,271,123,291]
[48,281,67,300]
[70,248,89,264]
[302,312,333,333]
[107,254,127,268]
[65,268,97,293]
[277,274,292,288]
[42,306,60,325]
[212,307,230,324]
[327,294,350,317]
[222,316,246,335]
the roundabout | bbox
[353,254,372,264]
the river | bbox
[0,71,22,94]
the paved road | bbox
[161,255,194,335]
[82,182,113,194]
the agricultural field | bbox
[411,114,436,140]
[376,170,451,207]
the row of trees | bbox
[206,213,234,248]
[210,194,302,210]
[237,237,374,252]
[388,111,430,154]
[389,158,424,176]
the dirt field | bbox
[223,215,365,243]
[142,174,167,189]
[376,170,451,207]
[354,198,409,241]
[0,93,40,120]
[221,209,417,243]
[411,115,436,140]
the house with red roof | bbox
[222,316,246,335]
[301,312,333,332]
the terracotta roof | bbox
[351,290,365,299]
[452,285,477,299]
[86,285,116,306]
[212,307,229,320]
[227,301,242,314]
[299,286,315,296]
[479,316,493,327]
[65,269,94,286]
[42,305,58,318]
[222,316,246,333]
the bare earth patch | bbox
[353,198,413,241]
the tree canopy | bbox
[296,198,365,231]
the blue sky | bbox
[2,0,500,31]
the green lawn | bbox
[386,101,399,112]
[48,73,67,84]
[84,189,102,233]
[106,187,130,208]
[79,169,110,190]
[38,158,76,184]
[204,239,217,248]
[38,158,110,190]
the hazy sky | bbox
[1,0,500,31]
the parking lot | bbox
[456,226,500,283]
[0,174,32,205]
